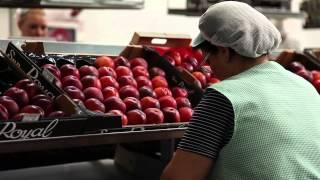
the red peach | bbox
[179,107,193,122]
[98,66,117,79]
[140,96,160,110]
[102,86,119,100]
[85,98,105,113]
[83,87,104,101]
[95,56,114,68]
[103,97,126,113]
[130,57,148,69]
[60,64,80,78]
[81,75,102,89]
[152,76,168,88]
[79,65,99,77]
[123,97,141,111]
[100,76,119,89]
[144,108,164,124]
[159,95,177,109]
[127,109,146,125]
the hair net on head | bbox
[192,1,282,58]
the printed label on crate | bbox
[22,114,41,122]
[5,43,61,98]
[42,68,56,84]
[0,119,58,140]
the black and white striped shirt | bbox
[178,88,235,159]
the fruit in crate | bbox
[62,75,83,90]
[201,65,213,81]
[115,66,133,77]
[162,107,180,123]
[15,79,40,98]
[108,109,128,126]
[139,86,156,98]
[0,104,9,120]
[136,76,152,88]
[141,96,160,110]
[179,107,193,122]
[114,56,130,67]
[60,64,80,79]
[149,67,166,78]
[176,97,191,108]
[144,108,164,124]
[0,96,19,117]
[83,87,104,101]
[208,77,220,85]
[312,79,320,92]
[296,69,313,82]
[311,70,320,80]
[288,61,305,72]
[102,86,119,99]
[100,76,119,89]
[31,94,52,103]
[79,65,99,77]
[95,56,114,68]
[98,67,117,79]
[130,57,148,69]
[132,66,149,78]
[159,95,177,109]
[287,61,320,92]
[31,98,53,115]
[192,71,207,88]
[164,50,182,66]
[81,75,102,89]
[123,97,141,111]
[119,85,140,99]
[4,87,29,107]
[166,56,176,66]
[20,105,45,117]
[84,98,105,113]
[5,51,213,124]
[152,76,168,88]
[181,62,194,72]
[42,64,61,79]
[117,76,137,88]
[127,109,146,125]
[48,111,65,118]
[103,96,126,113]
[171,87,188,98]
[184,56,199,69]
[154,87,172,98]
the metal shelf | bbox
[0,0,144,9]
[168,8,306,20]
[0,123,187,170]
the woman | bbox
[161,1,320,180]
[18,9,48,37]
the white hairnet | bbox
[192,1,282,58]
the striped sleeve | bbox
[178,88,235,159]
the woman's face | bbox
[202,47,230,80]
[19,13,48,37]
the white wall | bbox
[75,0,199,45]
[74,0,320,49]
[3,0,320,49]
[0,8,10,39]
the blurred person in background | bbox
[17,8,48,37]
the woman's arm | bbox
[161,149,213,180]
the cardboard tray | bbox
[130,32,204,105]
[0,42,123,140]
[0,115,121,141]
[276,50,320,70]
[304,48,320,67]
[24,40,204,106]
